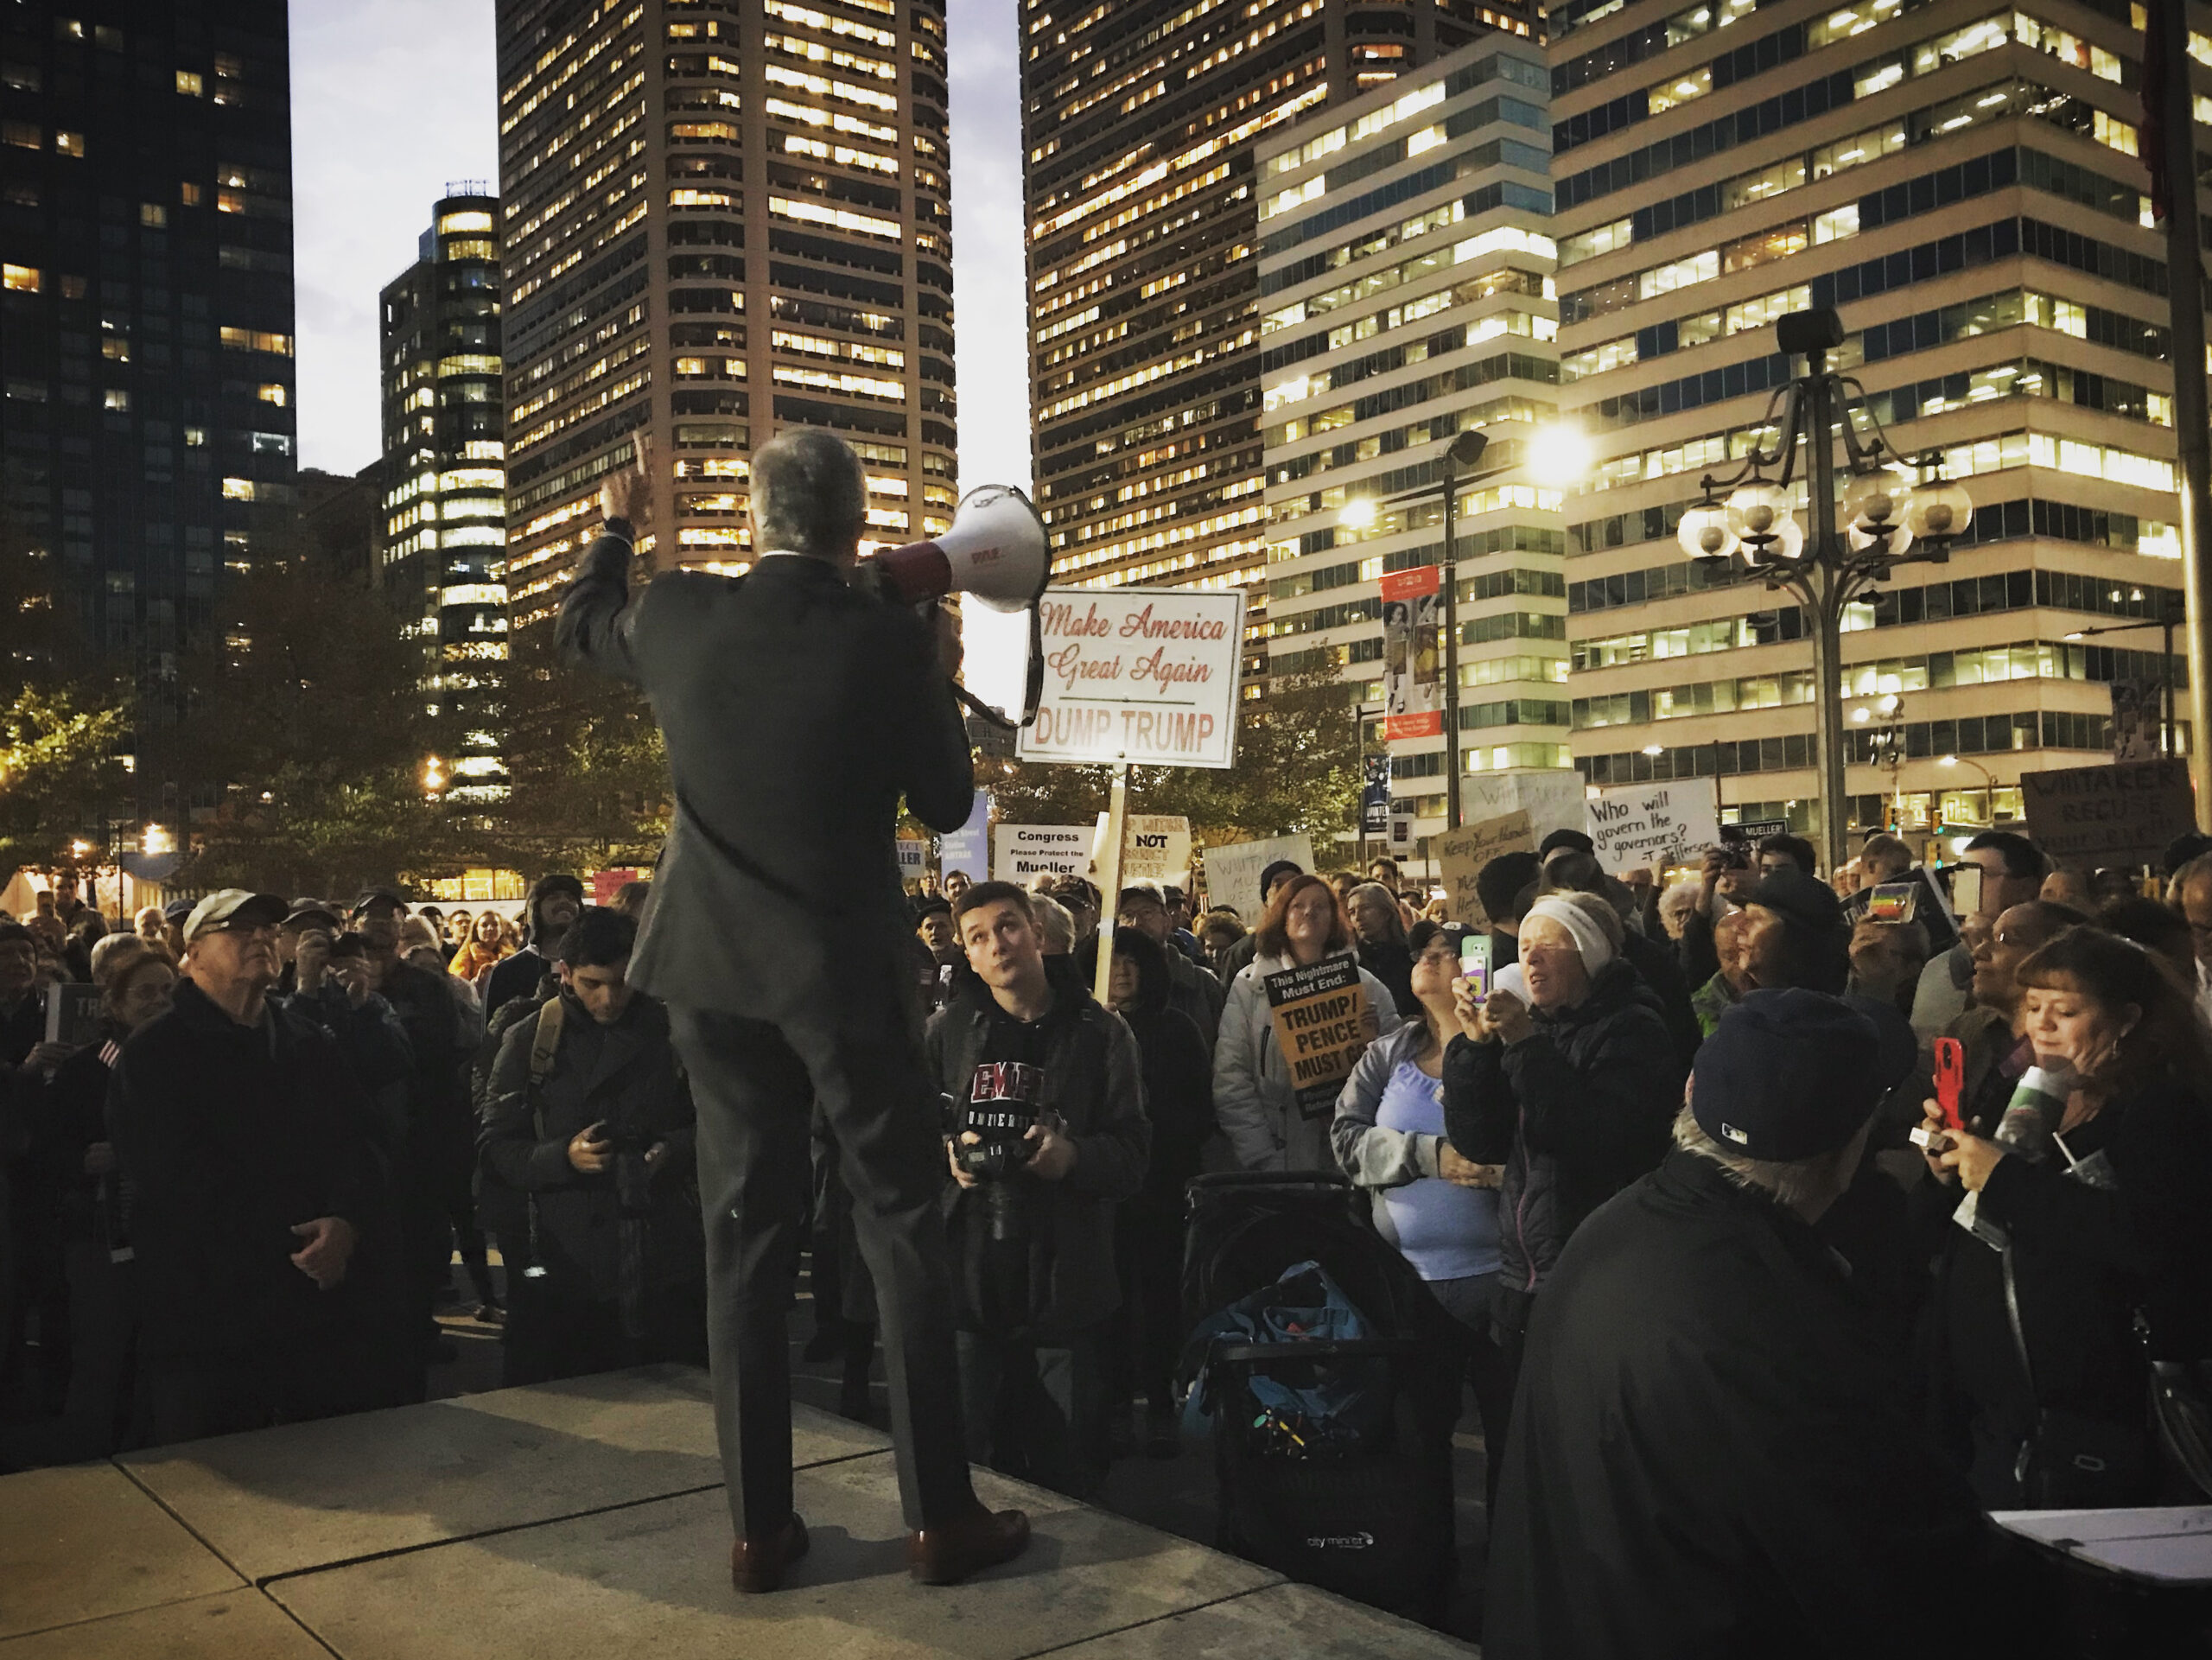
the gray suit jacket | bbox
[557,534,973,1021]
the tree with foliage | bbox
[0,516,136,873]
[486,620,670,877]
[149,552,474,897]
[984,671,1362,855]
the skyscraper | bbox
[1258,39,1568,830]
[379,187,509,805]
[494,0,958,640]
[1550,0,2191,843]
[1020,0,1533,607]
[0,1,296,728]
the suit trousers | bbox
[670,994,977,1535]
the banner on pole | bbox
[2109,681,2162,761]
[1017,587,1245,769]
[1379,566,1442,741]
[1360,752,1392,836]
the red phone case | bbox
[1932,1037,1966,1131]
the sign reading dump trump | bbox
[1017,587,1245,769]
[1263,956,1374,1121]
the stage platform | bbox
[0,1365,1478,1658]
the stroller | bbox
[1179,1170,1458,1624]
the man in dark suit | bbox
[557,429,1029,1593]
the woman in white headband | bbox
[1437,887,1682,1461]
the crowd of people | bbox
[4,818,2211,1648]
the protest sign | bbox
[1262,957,1372,1120]
[2019,757,2196,869]
[1719,818,1789,846]
[588,868,644,906]
[940,792,990,881]
[1460,769,1588,843]
[1090,812,1192,885]
[1202,832,1314,919]
[45,983,103,1048]
[1380,566,1441,741]
[1435,810,1536,929]
[993,823,1091,881]
[896,839,927,882]
[1586,778,1720,873]
[1018,587,1244,768]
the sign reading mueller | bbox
[1017,587,1246,769]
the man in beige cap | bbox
[109,890,387,1443]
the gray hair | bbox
[1346,882,1408,945]
[1671,1103,1851,1212]
[751,427,867,559]
[1657,881,1700,921]
[1031,894,1075,954]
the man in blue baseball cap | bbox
[1484,989,2051,1659]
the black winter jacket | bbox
[925,957,1150,1338]
[478,992,702,1304]
[109,981,385,1360]
[1923,1074,2212,1499]
[1486,1150,2031,1660]
[1442,957,1680,1294]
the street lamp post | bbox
[1938,754,1997,829]
[2063,601,2184,756]
[1439,429,1490,830]
[1676,308,1973,873]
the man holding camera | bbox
[559,429,1026,1593]
[931,883,1149,1498]
[479,907,704,1384]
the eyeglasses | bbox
[1414,945,1459,967]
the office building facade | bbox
[1022,0,1534,614]
[379,188,509,805]
[1549,0,2196,842]
[1258,38,1570,829]
[0,0,296,724]
[495,0,959,639]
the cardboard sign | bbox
[1586,778,1721,874]
[1460,769,1588,844]
[940,792,990,881]
[1380,566,1442,741]
[994,823,1091,882]
[1202,832,1315,919]
[2019,757,2196,870]
[44,983,103,1048]
[1018,587,1245,768]
[1262,956,1372,1120]
[1435,810,1536,930]
[1090,812,1192,885]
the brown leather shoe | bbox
[907,1505,1031,1586]
[730,1514,810,1593]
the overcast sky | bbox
[287,0,1033,493]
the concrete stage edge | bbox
[0,1364,1478,1658]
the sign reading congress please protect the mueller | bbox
[1017,586,1245,770]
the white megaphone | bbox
[864,484,1050,614]
[861,484,1052,727]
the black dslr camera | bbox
[947,1091,1042,1243]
